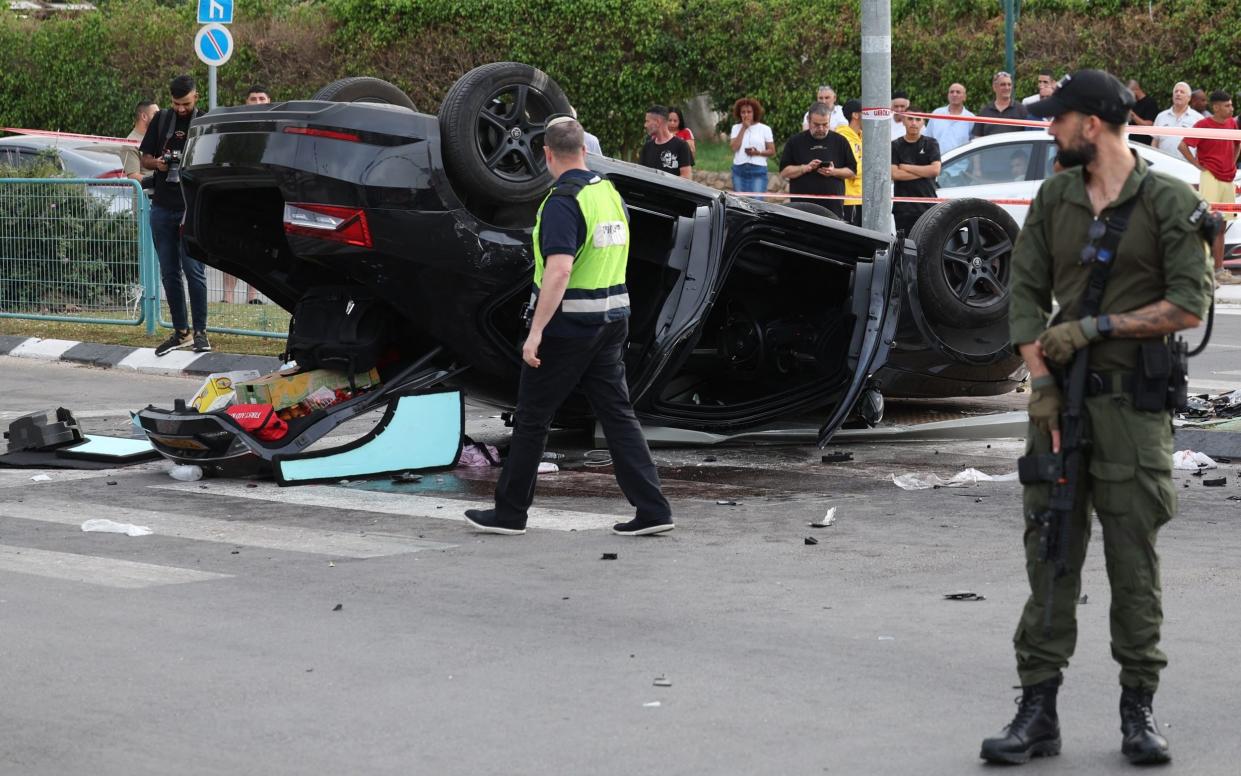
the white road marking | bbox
[0,502,455,558]
[114,347,204,375]
[149,479,623,531]
[6,338,78,360]
[0,544,232,589]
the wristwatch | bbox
[1096,314,1114,339]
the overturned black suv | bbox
[137,63,1024,475]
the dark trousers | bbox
[151,204,207,332]
[495,319,671,524]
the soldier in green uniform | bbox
[980,70,1213,765]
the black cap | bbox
[1026,69,1135,124]
[842,99,862,121]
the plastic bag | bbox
[82,518,153,537]
[168,464,204,482]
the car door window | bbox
[939,143,1036,188]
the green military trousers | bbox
[1014,390,1176,691]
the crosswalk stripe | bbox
[0,544,232,589]
[148,480,623,531]
[0,502,456,558]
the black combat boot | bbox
[1120,687,1171,764]
[980,676,1063,764]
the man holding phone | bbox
[779,102,857,216]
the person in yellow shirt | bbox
[835,100,864,226]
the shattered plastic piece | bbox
[168,464,204,482]
[1079,594,1089,604]
[106,481,117,486]
[391,471,423,484]
[332,603,343,611]
[1173,450,1217,470]
[537,462,559,474]
[30,474,52,482]
[809,507,837,527]
[643,701,661,708]
[944,591,986,601]
[81,519,153,537]
[1215,456,1233,464]
[716,499,738,506]
[891,468,1019,490]
[821,451,853,463]
[1204,477,1227,487]
[804,536,819,545]
[1227,495,1241,502]
[600,552,618,560]
[653,676,672,687]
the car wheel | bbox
[439,62,571,206]
[312,77,416,110]
[910,198,1018,328]
[784,202,842,221]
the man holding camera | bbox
[140,74,210,355]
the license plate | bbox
[149,435,209,451]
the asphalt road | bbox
[1,357,1239,775]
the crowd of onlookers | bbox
[629,72,1240,282]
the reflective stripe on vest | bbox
[532,174,630,325]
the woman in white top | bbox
[729,97,775,193]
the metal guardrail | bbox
[0,177,157,333]
[1,177,287,340]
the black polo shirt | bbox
[778,130,857,214]
[972,101,1029,138]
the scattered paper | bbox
[809,507,837,527]
[81,518,152,537]
[1173,450,1217,470]
[891,468,1019,490]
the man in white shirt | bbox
[925,83,975,153]
[1152,82,1203,157]
[891,91,910,141]
[1022,70,1056,106]
[802,85,847,131]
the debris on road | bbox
[537,462,559,474]
[168,464,204,482]
[891,468,1019,490]
[600,553,618,561]
[809,507,837,528]
[643,701,661,708]
[821,451,853,463]
[804,537,819,546]
[1079,594,1089,604]
[332,603,343,611]
[944,591,986,601]
[30,474,51,482]
[1204,477,1227,487]
[391,471,423,484]
[653,676,672,687]
[1173,450,1217,470]
[81,518,153,537]
[716,499,738,506]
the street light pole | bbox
[860,0,892,234]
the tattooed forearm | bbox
[1111,300,1202,338]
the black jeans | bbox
[495,319,670,524]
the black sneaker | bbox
[247,298,265,305]
[612,516,675,536]
[154,329,192,356]
[192,330,212,353]
[464,508,526,535]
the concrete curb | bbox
[0,336,282,378]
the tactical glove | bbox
[1038,317,1101,364]
[1027,375,1063,436]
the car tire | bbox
[312,77,416,110]
[910,198,1018,328]
[438,62,571,206]
[784,202,843,221]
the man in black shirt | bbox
[973,70,1030,138]
[891,108,942,235]
[140,74,210,355]
[778,102,857,215]
[638,105,693,178]
[1127,79,1159,146]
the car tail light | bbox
[96,169,126,179]
[283,203,372,248]
[282,126,360,142]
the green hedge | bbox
[2,0,1239,158]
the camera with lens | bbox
[161,149,183,184]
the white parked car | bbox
[935,131,1240,251]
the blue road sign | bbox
[194,24,234,67]
[197,0,233,24]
